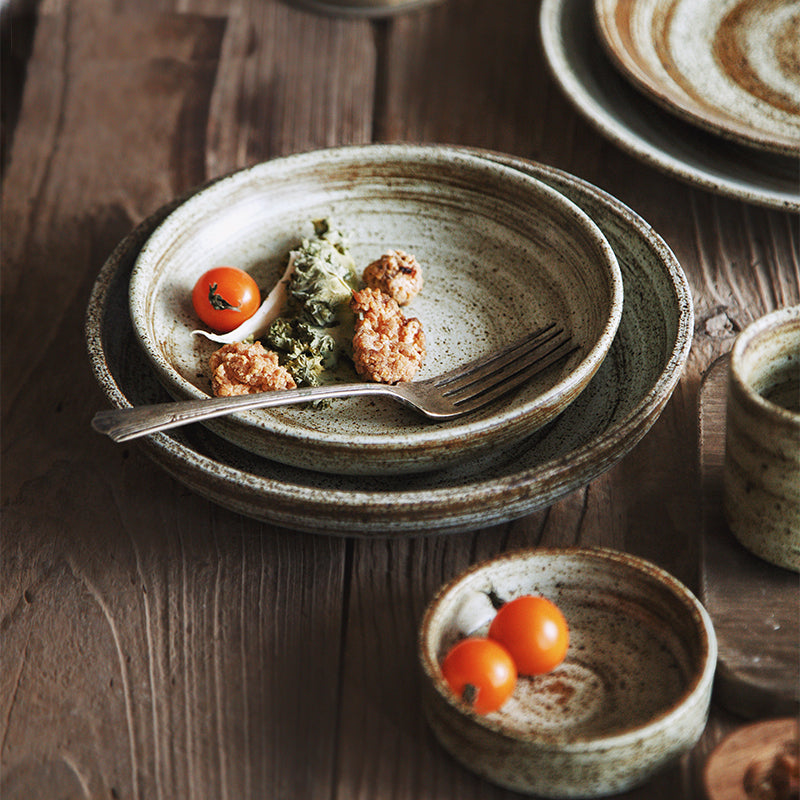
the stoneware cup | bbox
[723,305,800,571]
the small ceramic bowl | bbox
[418,548,717,798]
[723,305,800,571]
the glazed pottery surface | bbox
[419,548,717,797]
[129,145,622,475]
[723,306,800,571]
[86,152,692,536]
[540,0,800,211]
[594,0,800,156]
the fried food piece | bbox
[209,340,296,396]
[362,249,423,306]
[350,287,425,384]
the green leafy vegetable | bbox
[264,317,337,387]
[287,219,360,328]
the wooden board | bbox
[699,355,800,719]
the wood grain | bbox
[2,0,799,797]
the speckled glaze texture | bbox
[723,306,800,571]
[418,548,717,798]
[540,0,800,211]
[594,0,800,156]
[129,145,623,475]
[86,152,692,535]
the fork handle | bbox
[91,382,397,442]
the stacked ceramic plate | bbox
[86,143,694,534]
[540,0,800,211]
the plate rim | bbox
[86,151,693,534]
[540,0,800,212]
[593,0,800,157]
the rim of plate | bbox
[540,0,800,212]
[128,144,624,454]
[86,152,692,533]
[593,0,800,157]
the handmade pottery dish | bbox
[593,0,800,156]
[129,145,623,475]
[87,152,691,535]
[418,547,717,797]
[540,0,800,211]
[723,306,800,572]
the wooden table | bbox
[2,1,798,797]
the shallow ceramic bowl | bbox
[419,548,717,797]
[129,144,622,475]
[87,152,691,534]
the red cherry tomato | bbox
[488,595,569,676]
[192,266,261,333]
[441,637,517,714]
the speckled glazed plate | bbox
[129,145,623,476]
[594,0,800,156]
[86,151,693,536]
[541,0,800,211]
[419,547,717,796]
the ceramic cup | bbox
[723,306,800,571]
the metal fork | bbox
[91,324,575,442]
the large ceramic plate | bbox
[594,0,800,156]
[129,145,622,475]
[86,151,693,536]
[541,0,800,211]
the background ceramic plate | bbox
[594,0,800,156]
[129,145,622,475]
[540,0,800,211]
[87,152,692,536]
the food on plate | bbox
[441,637,517,715]
[488,594,569,676]
[196,220,427,396]
[209,341,296,396]
[263,317,338,388]
[192,266,261,334]
[350,287,426,384]
[362,249,423,306]
[743,736,799,800]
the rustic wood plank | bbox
[1,7,348,798]
[3,0,800,797]
[205,0,376,176]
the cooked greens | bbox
[260,220,360,388]
[286,219,360,328]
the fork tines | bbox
[436,325,577,410]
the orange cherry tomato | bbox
[488,595,569,676]
[192,266,261,333]
[441,637,517,714]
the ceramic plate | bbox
[129,145,622,475]
[86,151,692,536]
[541,0,800,211]
[594,0,800,156]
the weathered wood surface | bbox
[2,1,798,798]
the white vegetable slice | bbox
[192,254,297,344]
